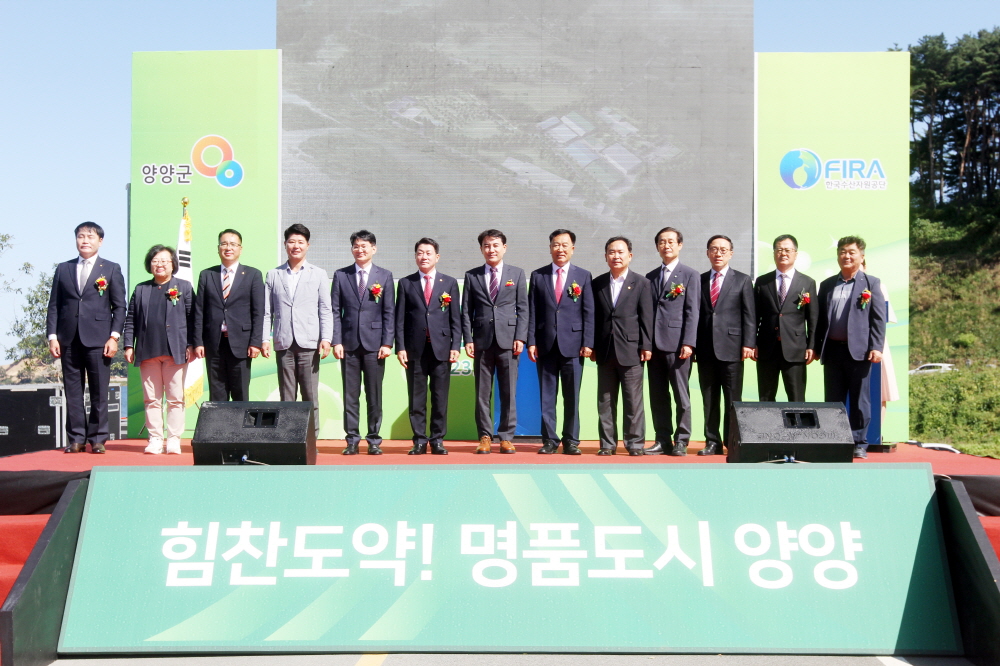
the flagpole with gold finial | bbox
[176,197,203,408]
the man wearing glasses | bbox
[696,235,755,456]
[193,229,265,401]
[753,234,818,402]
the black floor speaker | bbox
[192,401,316,465]
[727,402,855,463]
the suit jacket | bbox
[395,271,462,362]
[527,264,595,357]
[193,264,265,357]
[461,264,528,349]
[331,264,395,351]
[46,255,126,347]
[591,270,653,367]
[263,261,334,351]
[815,271,887,362]
[122,278,194,366]
[645,262,700,353]
[696,268,756,363]
[754,270,818,363]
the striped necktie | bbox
[710,271,721,308]
[778,272,787,306]
[358,269,367,300]
[489,267,499,302]
[222,268,232,300]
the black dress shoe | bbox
[562,442,582,455]
[668,442,687,456]
[430,443,449,455]
[643,442,665,455]
[538,441,559,454]
[64,443,84,453]
[698,443,720,456]
[368,444,383,455]
[408,443,427,455]
[90,442,106,454]
[628,448,644,456]
[342,442,359,455]
[597,448,615,456]
[853,446,867,459]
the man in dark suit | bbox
[696,235,756,456]
[591,236,653,456]
[46,222,127,453]
[193,229,265,401]
[754,234,818,402]
[462,229,528,454]
[643,226,701,456]
[332,230,395,455]
[527,229,594,455]
[395,237,462,455]
[815,236,887,459]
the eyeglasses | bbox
[774,249,797,255]
[707,247,731,255]
[219,242,242,248]
[150,260,172,266]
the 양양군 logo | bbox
[779,149,886,191]
[192,135,244,188]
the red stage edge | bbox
[0,478,87,666]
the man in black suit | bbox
[591,236,653,456]
[527,229,594,455]
[395,238,462,455]
[696,235,756,456]
[193,229,265,401]
[462,229,528,454]
[643,226,701,456]
[332,230,395,455]
[815,236,887,458]
[46,222,127,453]
[754,234,818,402]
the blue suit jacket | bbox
[816,271,887,362]
[461,264,528,349]
[331,264,395,352]
[645,262,700,353]
[395,271,462,362]
[46,256,127,348]
[527,264,594,357]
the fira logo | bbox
[779,149,886,191]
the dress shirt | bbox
[660,258,680,286]
[285,263,305,299]
[610,269,629,306]
[551,262,570,291]
[776,267,796,303]
[220,262,239,332]
[484,261,505,277]
[828,274,856,341]
[355,263,374,290]
[710,264,731,288]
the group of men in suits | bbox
[47,221,885,460]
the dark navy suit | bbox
[331,264,395,447]
[815,270,886,447]
[754,269,818,402]
[395,271,462,446]
[46,255,126,446]
[527,263,594,447]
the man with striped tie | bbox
[193,229,265,401]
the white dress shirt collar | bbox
[552,262,570,275]
[222,261,240,275]
[485,261,504,276]
[661,258,680,274]
[776,267,795,282]
[711,265,730,280]
[419,268,437,282]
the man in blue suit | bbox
[331,230,395,455]
[643,226,701,456]
[395,238,462,455]
[527,229,594,455]
[46,222,127,453]
[815,236,887,458]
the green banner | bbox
[60,465,960,655]
[755,52,911,442]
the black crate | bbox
[0,384,64,457]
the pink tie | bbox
[710,271,720,308]
[555,267,565,304]
[424,274,433,306]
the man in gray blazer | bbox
[462,229,528,454]
[815,236,887,458]
[331,230,395,455]
[262,224,333,435]
[644,226,701,456]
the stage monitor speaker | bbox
[192,401,316,465]
[727,402,854,463]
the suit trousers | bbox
[406,345,451,445]
[823,341,873,447]
[207,335,252,401]
[537,351,584,445]
[647,350,692,446]
[474,340,518,441]
[342,347,385,446]
[140,355,186,441]
[61,333,112,444]
[596,353,646,451]
[698,352,744,448]
[757,354,807,402]
[276,342,320,435]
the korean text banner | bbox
[59,465,960,655]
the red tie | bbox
[555,267,565,304]
[424,274,433,306]
[710,271,721,308]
